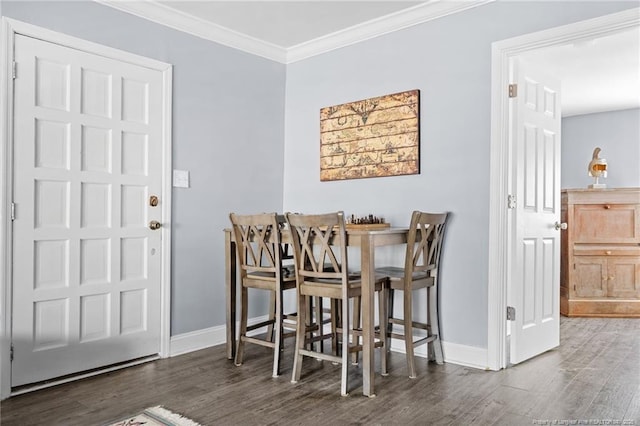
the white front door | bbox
[11,34,164,386]
[508,56,562,364]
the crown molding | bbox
[96,0,495,64]
[286,0,495,63]
[95,0,288,63]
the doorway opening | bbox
[488,8,640,370]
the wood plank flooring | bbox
[1,317,639,425]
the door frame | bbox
[487,7,640,370]
[0,18,173,399]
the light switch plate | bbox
[173,169,190,188]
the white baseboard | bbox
[170,325,224,357]
[171,322,489,370]
[169,315,272,357]
[389,339,488,370]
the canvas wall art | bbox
[320,89,420,181]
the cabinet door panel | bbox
[608,257,640,298]
[574,204,640,244]
[574,257,607,297]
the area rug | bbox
[107,406,202,426]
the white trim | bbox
[169,314,274,357]
[0,17,16,401]
[287,1,494,63]
[389,339,488,370]
[170,324,490,371]
[9,356,159,397]
[0,18,173,399]
[441,341,489,370]
[95,0,288,63]
[160,63,173,359]
[170,326,223,357]
[96,0,494,64]
[487,7,640,371]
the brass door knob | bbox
[149,220,162,230]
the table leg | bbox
[225,232,237,360]
[360,234,376,397]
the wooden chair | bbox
[375,211,448,378]
[285,211,389,396]
[229,212,297,378]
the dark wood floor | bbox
[1,317,639,425]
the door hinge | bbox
[507,194,516,209]
[507,306,516,321]
[10,344,14,362]
[12,61,17,79]
[10,202,15,221]
[508,83,517,98]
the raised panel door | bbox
[608,256,640,298]
[574,256,607,298]
[574,204,640,244]
[11,34,163,387]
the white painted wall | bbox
[562,108,640,189]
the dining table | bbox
[223,225,410,397]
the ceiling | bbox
[522,27,640,117]
[158,1,424,48]
[99,1,640,116]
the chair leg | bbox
[271,288,283,378]
[235,285,248,366]
[378,285,388,376]
[315,296,324,353]
[305,296,314,351]
[266,290,276,343]
[428,285,444,365]
[331,298,340,356]
[340,296,350,397]
[291,290,306,384]
[404,289,417,379]
[387,288,395,356]
[351,296,361,365]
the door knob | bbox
[554,222,567,230]
[149,220,162,230]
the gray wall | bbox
[283,1,637,349]
[2,1,287,335]
[2,1,637,350]
[562,108,640,189]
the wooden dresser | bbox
[561,188,640,317]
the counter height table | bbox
[224,226,409,397]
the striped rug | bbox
[107,406,202,426]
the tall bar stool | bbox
[286,211,389,396]
[229,212,297,377]
[375,211,448,378]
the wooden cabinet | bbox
[561,188,640,317]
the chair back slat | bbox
[285,212,347,282]
[229,212,283,276]
[404,211,448,285]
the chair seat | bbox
[245,271,296,290]
[376,266,431,279]
[301,272,387,287]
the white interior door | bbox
[11,34,163,386]
[508,56,562,364]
